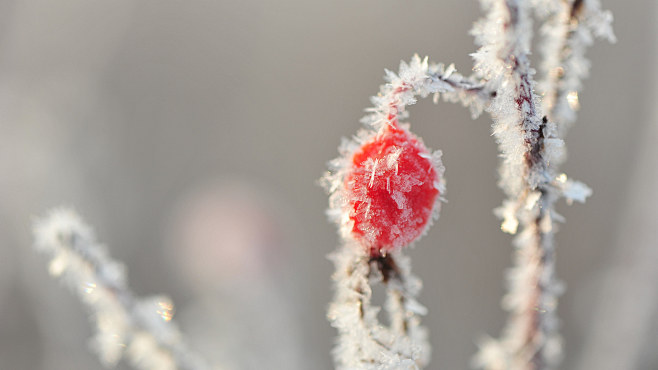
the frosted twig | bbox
[359,55,491,134]
[470,0,609,369]
[427,65,494,119]
[33,208,211,370]
[471,0,562,369]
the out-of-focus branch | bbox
[535,0,615,133]
[33,208,212,370]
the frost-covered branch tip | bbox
[359,55,492,133]
[33,208,211,370]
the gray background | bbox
[0,0,656,369]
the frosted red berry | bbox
[345,123,440,256]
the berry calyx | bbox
[345,122,441,256]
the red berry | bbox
[345,123,440,256]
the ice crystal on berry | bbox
[345,123,441,256]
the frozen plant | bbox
[28,1,614,369]
[321,56,487,369]
[323,0,613,369]
[33,208,211,370]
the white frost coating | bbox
[327,243,429,370]
[33,208,212,370]
[554,174,592,205]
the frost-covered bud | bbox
[345,123,442,257]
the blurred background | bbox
[0,0,656,369]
